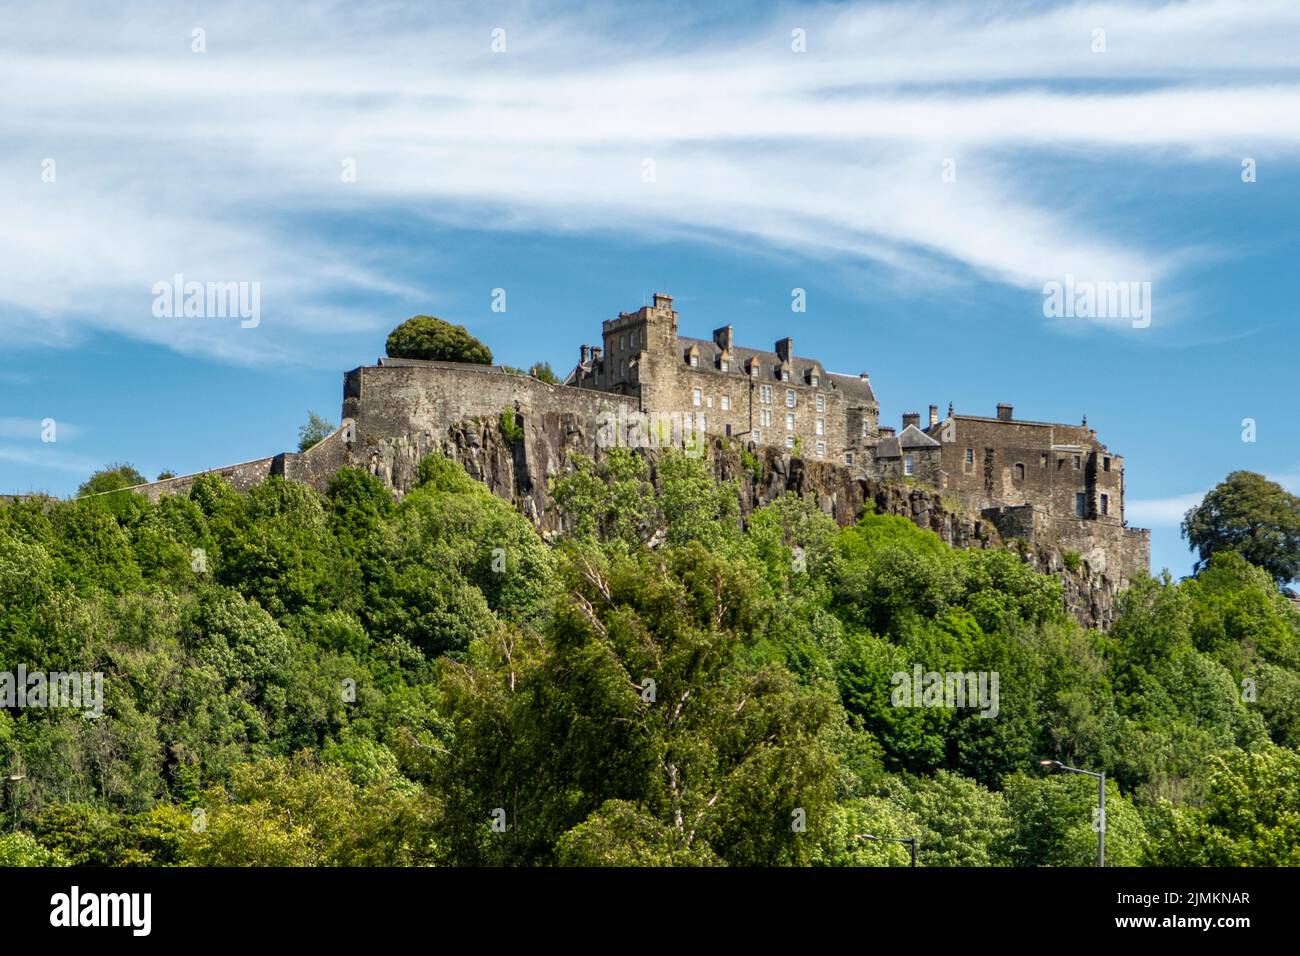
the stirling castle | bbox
[99,292,1151,628]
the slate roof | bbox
[674,336,876,404]
[876,424,940,458]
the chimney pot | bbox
[997,403,1013,422]
[928,404,939,426]
[902,411,921,429]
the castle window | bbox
[786,412,794,431]
[1073,455,1081,470]
[690,353,699,368]
[761,409,772,427]
[816,395,825,412]
[786,389,795,408]
[760,385,772,404]
[786,434,795,449]
[811,374,820,387]
[904,456,915,476]
[720,359,729,372]
[781,367,790,382]
[620,335,626,351]
[699,415,707,433]
[721,395,730,411]
[1101,493,1110,515]
[816,418,825,436]
[750,364,759,379]
[1075,493,1086,517]
[1103,457,1111,472]
[1014,463,1025,481]
[1041,453,1048,468]
[845,453,854,466]
[754,428,762,444]
[620,360,627,379]
[862,421,869,438]
[706,396,713,409]
[816,440,826,457]
[692,388,702,407]
[965,448,974,465]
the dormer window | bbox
[810,374,820,387]
[781,367,790,382]
[690,354,699,367]
[750,363,759,379]
[720,359,729,372]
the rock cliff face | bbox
[360,410,1137,630]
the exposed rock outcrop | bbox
[362,411,1139,630]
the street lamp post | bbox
[1039,759,1105,867]
[5,774,25,832]
[855,833,918,867]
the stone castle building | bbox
[567,293,878,465]
[564,292,1138,541]
[36,290,1149,626]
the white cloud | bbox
[1127,491,1204,527]
[2,0,1298,364]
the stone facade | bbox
[567,293,880,464]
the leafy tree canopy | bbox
[77,463,147,497]
[1183,470,1300,585]
[385,315,492,365]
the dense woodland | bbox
[1,450,1297,866]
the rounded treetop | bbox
[386,315,492,365]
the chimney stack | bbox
[929,404,939,426]
[591,346,602,363]
[775,337,794,362]
[997,403,1013,422]
[880,426,896,438]
[902,411,921,429]
[581,345,591,365]
[713,325,734,352]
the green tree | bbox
[386,315,492,364]
[529,361,559,384]
[77,463,147,497]
[1146,746,1300,866]
[297,411,335,452]
[1183,471,1300,585]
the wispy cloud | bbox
[3,0,1298,364]
[1128,466,1300,527]
[0,445,99,475]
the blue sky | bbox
[3,0,1299,580]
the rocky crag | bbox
[373,408,1135,630]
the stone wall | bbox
[106,419,357,503]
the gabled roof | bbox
[898,424,941,449]
[674,336,876,403]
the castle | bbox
[48,290,1149,627]
[565,293,1135,534]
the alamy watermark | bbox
[1043,275,1151,329]
[0,666,103,718]
[891,664,999,718]
[595,403,706,458]
[151,274,261,328]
